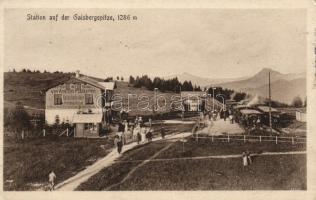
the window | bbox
[85,94,94,105]
[84,123,97,131]
[54,94,63,105]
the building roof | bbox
[73,113,103,123]
[240,109,262,115]
[257,106,278,113]
[296,108,306,113]
[181,91,206,96]
[98,82,115,90]
[75,75,106,90]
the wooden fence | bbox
[194,134,306,144]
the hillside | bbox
[3,72,179,115]
[4,72,73,109]
[113,81,178,116]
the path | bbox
[198,118,244,135]
[114,151,307,163]
[55,131,192,191]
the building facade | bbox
[45,72,115,137]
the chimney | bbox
[75,70,80,78]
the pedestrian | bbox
[117,139,123,154]
[148,118,152,127]
[246,150,252,165]
[139,117,143,126]
[137,131,141,144]
[48,170,56,191]
[146,128,153,142]
[114,135,119,152]
[229,114,233,124]
[242,152,248,167]
[160,124,165,139]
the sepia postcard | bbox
[0,0,316,200]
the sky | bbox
[4,8,306,79]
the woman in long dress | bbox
[242,152,248,167]
[141,127,147,143]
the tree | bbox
[292,96,303,108]
[116,76,120,81]
[5,102,32,139]
[233,92,247,102]
[129,76,135,84]
[121,76,124,81]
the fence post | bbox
[227,134,230,142]
[212,135,214,142]
[21,130,24,140]
[259,135,261,143]
[244,135,246,143]
[43,129,46,137]
[292,137,294,145]
[66,128,69,137]
[275,136,278,144]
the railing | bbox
[58,128,71,137]
[194,134,306,144]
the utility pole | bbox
[269,71,272,134]
[212,87,216,111]
[154,88,158,112]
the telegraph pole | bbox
[269,71,272,134]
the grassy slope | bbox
[4,72,179,116]
[116,154,306,190]
[114,81,178,116]
[3,136,114,191]
[4,72,72,109]
[77,138,306,190]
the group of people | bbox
[113,117,161,154]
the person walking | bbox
[160,124,165,139]
[48,171,56,191]
[137,131,141,144]
[146,128,153,142]
[246,150,252,165]
[114,135,123,154]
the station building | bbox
[45,71,115,137]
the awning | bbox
[240,109,262,115]
[73,113,103,123]
[234,105,249,109]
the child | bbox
[48,171,56,191]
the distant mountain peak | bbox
[256,68,282,75]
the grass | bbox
[3,135,114,191]
[77,137,306,190]
[76,141,169,190]
[113,154,306,190]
